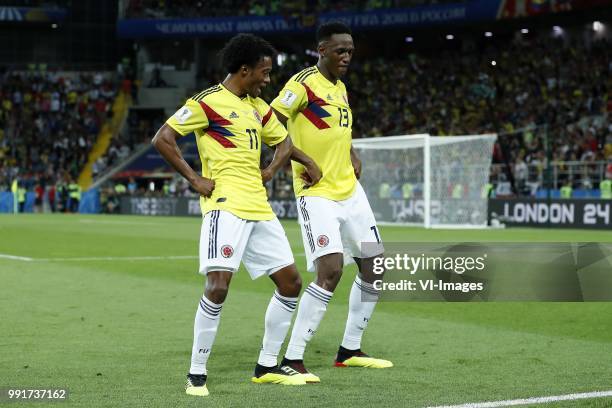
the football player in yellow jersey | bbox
[152,34,321,396]
[271,22,392,382]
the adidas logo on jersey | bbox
[327,94,333,100]
[229,111,239,119]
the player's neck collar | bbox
[220,82,248,101]
[314,65,338,87]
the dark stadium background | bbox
[1,2,612,407]
[0,0,610,229]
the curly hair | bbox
[316,21,352,44]
[219,34,277,74]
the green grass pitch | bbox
[1,214,611,407]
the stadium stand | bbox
[0,69,120,210]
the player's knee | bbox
[276,265,302,297]
[319,274,342,292]
[287,273,302,297]
[205,281,230,304]
[357,257,382,283]
[316,264,342,292]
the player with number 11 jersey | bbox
[167,83,287,220]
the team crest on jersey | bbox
[253,109,262,124]
[221,245,234,258]
[317,235,329,248]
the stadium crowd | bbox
[0,69,117,208]
[260,35,611,155]
[342,35,611,192]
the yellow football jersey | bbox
[271,66,356,201]
[166,84,287,220]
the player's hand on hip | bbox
[261,168,273,184]
[301,161,322,187]
[191,177,215,198]
[351,156,362,179]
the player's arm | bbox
[272,107,289,127]
[292,145,322,187]
[153,100,215,197]
[271,84,322,185]
[152,124,214,197]
[350,145,362,180]
[261,136,292,183]
[271,107,322,186]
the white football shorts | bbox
[296,182,384,272]
[198,210,294,279]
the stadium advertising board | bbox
[121,197,612,230]
[269,199,299,219]
[118,0,500,38]
[120,197,198,216]
[120,197,297,218]
[374,198,442,223]
[319,1,500,29]
[489,198,611,229]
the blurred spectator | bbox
[148,67,168,88]
[47,183,56,212]
[67,177,82,213]
[34,182,43,212]
[101,187,120,214]
[127,177,138,194]
[115,181,127,195]
[17,183,26,212]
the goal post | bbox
[352,133,497,229]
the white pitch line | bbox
[35,254,307,261]
[34,255,199,262]
[0,253,33,261]
[2,253,308,262]
[78,219,178,226]
[427,390,612,408]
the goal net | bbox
[352,134,497,228]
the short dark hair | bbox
[220,34,276,73]
[316,21,352,43]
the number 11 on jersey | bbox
[246,128,259,149]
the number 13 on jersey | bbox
[337,108,350,128]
